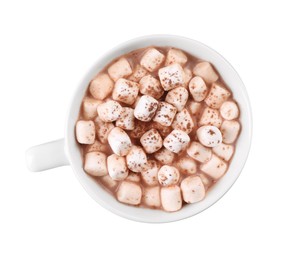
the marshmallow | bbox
[184,67,193,86]
[97,100,122,122]
[76,120,95,144]
[165,87,189,111]
[85,140,111,154]
[189,101,202,118]
[187,141,212,163]
[134,95,159,122]
[100,175,118,190]
[107,154,129,181]
[108,127,132,156]
[140,48,165,72]
[200,154,227,180]
[115,107,135,130]
[181,176,205,203]
[158,165,180,186]
[141,160,159,186]
[163,130,190,154]
[129,120,149,139]
[154,148,175,165]
[94,117,114,144]
[159,63,185,91]
[112,78,140,105]
[117,181,142,205]
[221,120,240,144]
[205,83,231,109]
[193,61,218,83]
[82,97,102,119]
[176,157,197,175]
[89,73,114,100]
[220,101,239,120]
[197,125,222,148]
[151,122,172,137]
[128,65,148,82]
[199,107,222,128]
[126,146,148,172]
[140,129,163,154]
[165,48,188,66]
[131,95,141,109]
[198,173,212,189]
[126,173,141,182]
[171,108,194,134]
[108,58,133,81]
[189,76,208,102]
[142,186,161,208]
[153,101,177,127]
[161,185,182,212]
[84,152,108,176]
[139,75,164,99]
[213,143,234,161]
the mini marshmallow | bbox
[181,176,205,203]
[139,75,164,99]
[126,146,148,172]
[154,148,175,165]
[197,125,222,148]
[220,101,239,120]
[85,140,111,154]
[89,73,114,100]
[129,120,149,139]
[184,67,193,86]
[126,173,141,182]
[221,120,240,144]
[151,122,172,137]
[100,175,118,190]
[153,101,177,127]
[107,154,129,181]
[117,181,142,205]
[161,185,182,212]
[128,65,148,82]
[189,76,208,102]
[198,173,212,189]
[189,101,202,118]
[131,95,141,109]
[141,160,159,186]
[176,157,197,175]
[140,48,165,72]
[115,107,135,130]
[84,152,108,176]
[97,100,122,122]
[108,127,132,156]
[199,107,222,128]
[108,58,132,81]
[143,186,161,208]
[165,87,189,111]
[134,95,159,122]
[112,78,139,105]
[163,130,190,154]
[165,48,188,66]
[158,165,180,186]
[82,97,102,119]
[187,141,212,163]
[76,120,95,144]
[159,63,185,91]
[212,143,234,161]
[205,83,231,109]
[200,154,228,180]
[140,129,163,154]
[172,108,194,134]
[193,61,218,83]
[94,117,114,144]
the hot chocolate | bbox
[75,46,241,212]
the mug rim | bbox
[65,34,252,223]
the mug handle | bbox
[26,139,69,172]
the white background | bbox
[0,0,285,259]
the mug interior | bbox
[65,35,252,223]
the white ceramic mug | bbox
[26,35,252,223]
